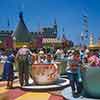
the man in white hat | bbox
[16,45,32,86]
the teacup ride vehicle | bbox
[22,63,69,91]
[82,66,100,98]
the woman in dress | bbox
[2,51,15,88]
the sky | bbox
[0,0,100,45]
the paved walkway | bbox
[0,79,99,100]
[62,87,99,100]
[0,79,68,100]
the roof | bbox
[12,12,32,42]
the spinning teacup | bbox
[32,64,60,85]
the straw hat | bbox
[22,45,27,48]
[39,51,44,55]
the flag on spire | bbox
[62,28,66,41]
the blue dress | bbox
[2,54,14,81]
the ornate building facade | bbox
[0,12,73,49]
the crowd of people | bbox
[0,45,100,98]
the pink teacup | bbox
[32,64,60,85]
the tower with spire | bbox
[81,9,89,46]
[12,11,31,42]
[97,37,100,46]
[61,28,68,48]
[12,11,32,48]
[53,19,57,36]
[88,33,100,49]
[89,33,94,46]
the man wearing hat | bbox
[16,45,32,86]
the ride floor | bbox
[0,79,99,100]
